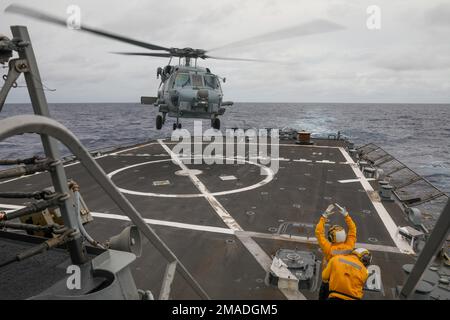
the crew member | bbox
[315,203,357,300]
[321,248,372,300]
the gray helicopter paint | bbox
[159,65,224,120]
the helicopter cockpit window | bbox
[191,74,203,87]
[204,75,219,89]
[174,73,191,87]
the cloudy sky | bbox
[1,0,449,103]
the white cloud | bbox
[0,0,449,103]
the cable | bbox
[0,159,55,180]
[0,228,73,268]
[0,193,66,221]
[30,73,56,91]
[0,156,43,165]
[0,221,62,233]
[73,190,105,249]
[1,71,56,91]
[0,190,54,200]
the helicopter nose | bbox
[195,89,209,109]
[197,89,209,100]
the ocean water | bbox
[1,102,449,197]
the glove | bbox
[322,204,335,218]
[335,203,349,217]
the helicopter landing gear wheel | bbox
[173,116,181,130]
[156,115,163,130]
[212,118,220,130]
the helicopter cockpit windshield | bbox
[173,72,220,90]
[191,74,204,87]
[204,75,219,89]
[174,73,191,87]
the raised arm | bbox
[344,215,357,247]
[315,216,331,255]
[335,203,357,248]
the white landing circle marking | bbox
[107,156,274,198]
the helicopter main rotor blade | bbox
[5,4,170,52]
[205,55,278,63]
[208,19,344,52]
[112,52,172,58]
[114,52,278,63]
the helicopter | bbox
[5,4,344,130]
[144,56,232,131]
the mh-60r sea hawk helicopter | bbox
[145,53,233,131]
[5,4,344,130]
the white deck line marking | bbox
[0,154,111,185]
[237,238,305,300]
[107,158,273,198]
[0,172,41,185]
[338,178,376,184]
[316,160,335,164]
[0,140,330,185]
[235,234,306,300]
[0,141,154,186]
[238,231,400,254]
[0,204,23,210]
[157,139,305,300]
[91,212,235,235]
[96,214,400,253]
[338,147,413,254]
[0,203,402,254]
[0,203,234,234]
[293,159,312,163]
[158,139,243,231]
[110,142,159,155]
[236,235,273,268]
[117,154,152,157]
[161,141,340,149]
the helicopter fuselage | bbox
[148,64,232,130]
[159,65,224,119]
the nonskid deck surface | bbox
[0,138,415,299]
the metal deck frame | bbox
[0,26,208,300]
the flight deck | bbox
[0,137,417,300]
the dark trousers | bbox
[318,282,329,300]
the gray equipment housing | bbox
[268,249,319,292]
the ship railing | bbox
[0,114,210,300]
[356,143,448,223]
[357,147,450,300]
[0,25,209,299]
